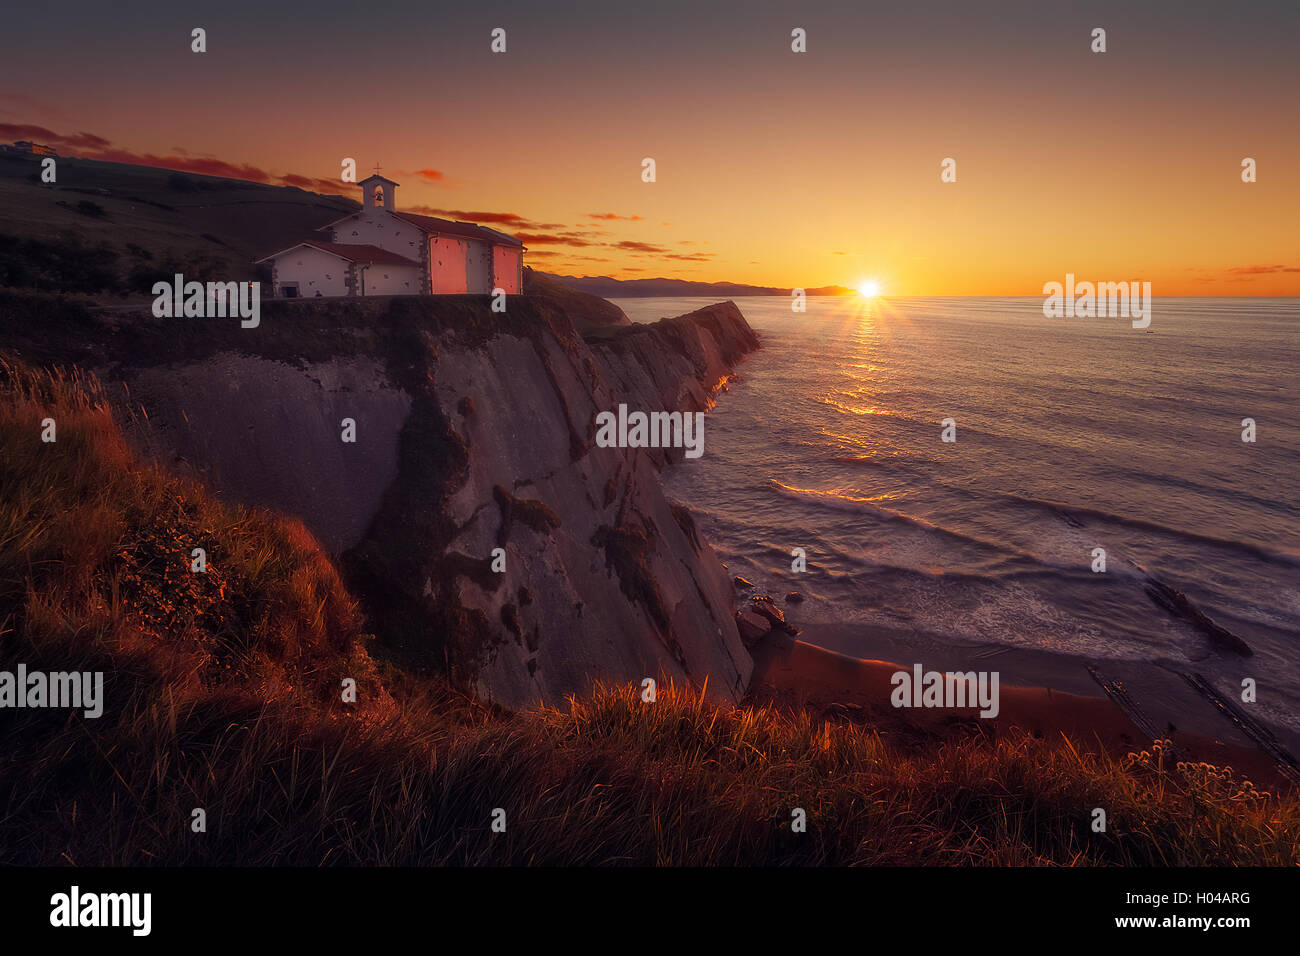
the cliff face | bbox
[403,302,753,706]
[590,304,761,445]
[2,292,759,708]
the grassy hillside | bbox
[523,266,630,330]
[1,356,1297,866]
[0,152,357,298]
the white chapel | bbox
[258,174,525,298]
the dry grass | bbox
[2,356,1298,866]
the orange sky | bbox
[2,0,1297,294]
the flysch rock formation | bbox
[2,290,759,709]
[589,303,760,465]
[421,307,755,706]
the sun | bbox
[858,279,881,298]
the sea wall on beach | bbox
[0,290,759,708]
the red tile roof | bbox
[258,241,420,266]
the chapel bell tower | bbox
[360,174,399,211]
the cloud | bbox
[586,212,643,221]
[0,123,110,150]
[0,123,348,194]
[530,253,614,263]
[406,207,565,230]
[398,209,697,261]
[614,240,670,254]
[516,232,597,247]
[1225,264,1300,275]
[406,167,445,183]
[279,172,347,193]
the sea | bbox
[612,296,1300,744]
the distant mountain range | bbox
[538,273,855,298]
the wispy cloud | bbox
[614,240,669,254]
[0,122,110,151]
[406,207,565,230]
[1225,264,1300,275]
[404,167,446,184]
[0,123,344,194]
[516,232,597,247]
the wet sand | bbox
[747,627,1296,791]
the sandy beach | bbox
[748,629,1294,791]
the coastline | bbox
[637,294,1300,795]
[747,629,1296,791]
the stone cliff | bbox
[0,289,760,708]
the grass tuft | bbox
[1,356,1297,866]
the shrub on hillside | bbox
[75,199,108,219]
[0,231,120,294]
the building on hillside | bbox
[257,174,525,298]
[1,141,57,155]
[252,241,424,298]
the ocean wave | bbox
[662,297,1300,731]
[982,489,1300,568]
[1104,464,1299,518]
[767,479,1018,556]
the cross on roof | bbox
[371,162,383,174]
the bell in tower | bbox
[359,174,399,211]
